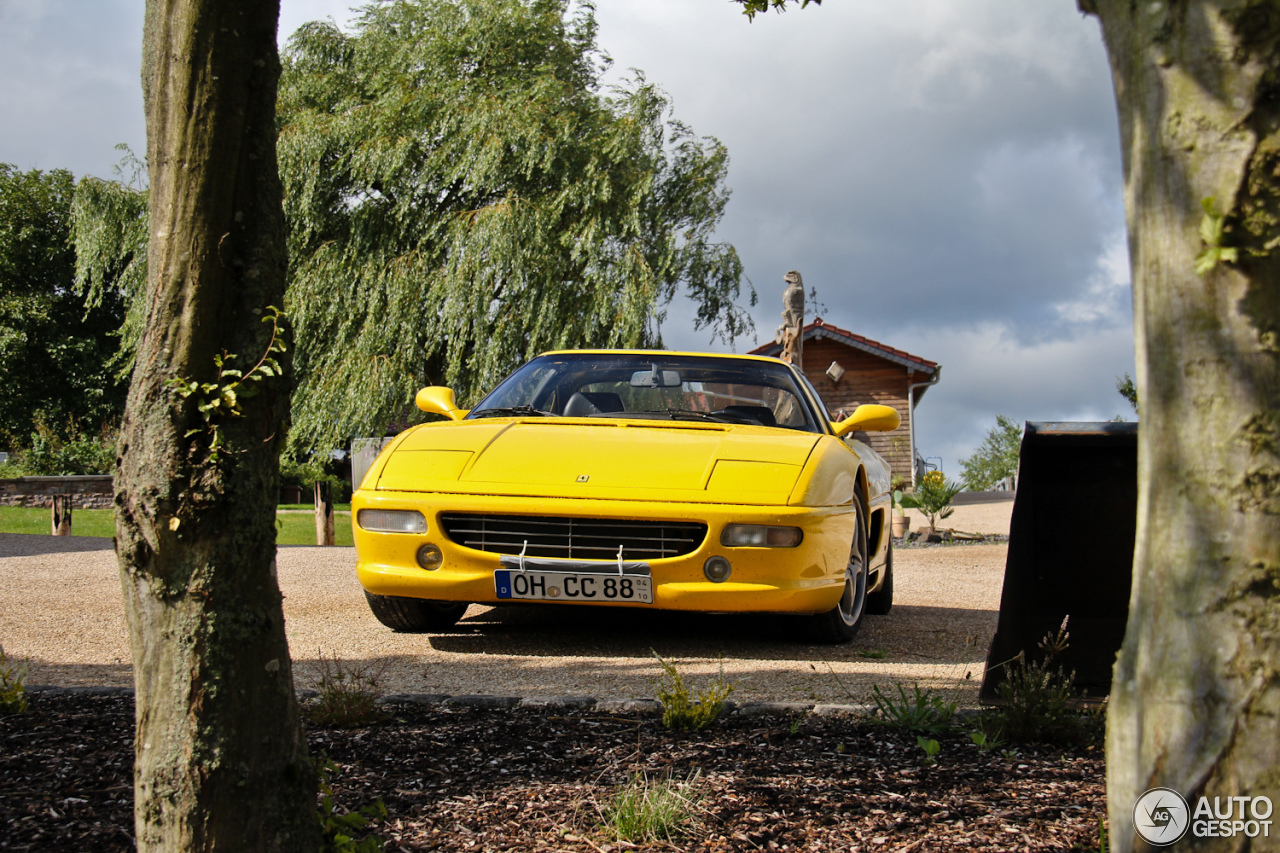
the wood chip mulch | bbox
[0,692,1106,852]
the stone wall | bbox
[0,476,114,509]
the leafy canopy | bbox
[278,0,752,451]
[959,414,1022,491]
[74,0,753,455]
[0,164,126,445]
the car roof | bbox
[537,349,791,366]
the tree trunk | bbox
[314,480,335,546]
[1082,2,1280,849]
[116,1,318,849]
[51,494,72,536]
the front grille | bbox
[439,513,707,561]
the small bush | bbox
[316,758,386,852]
[869,682,957,734]
[900,471,963,528]
[0,644,29,715]
[304,652,387,728]
[979,618,1103,745]
[11,421,116,476]
[652,652,734,731]
[601,770,703,843]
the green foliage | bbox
[167,308,287,460]
[8,421,116,476]
[278,0,752,452]
[316,758,386,852]
[980,618,1102,746]
[968,724,1006,752]
[70,146,150,374]
[601,770,703,843]
[736,0,822,20]
[1116,373,1138,414]
[1194,196,1238,275]
[916,735,941,765]
[868,682,957,735]
[0,644,29,715]
[652,652,735,731]
[959,415,1022,491]
[280,454,348,499]
[899,471,963,528]
[0,164,127,440]
[304,651,387,729]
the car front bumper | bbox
[352,490,857,614]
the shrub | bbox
[900,471,963,529]
[316,758,386,852]
[0,644,29,715]
[868,682,957,734]
[652,652,735,731]
[979,618,1103,745]
[12,421,116,476]
[304,652,387,728]
[601,770,703,843]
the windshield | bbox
[467,353,824,433]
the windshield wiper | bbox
[630,409,728,423]
[469,405,556,419]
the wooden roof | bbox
[748,318,939,375]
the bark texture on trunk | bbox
[118,1,318,849]
[1083,2,1280,850]
[314,481,335,546]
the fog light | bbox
[358,509,427,534]
[703,555,732,583]
[416,543,444,571]
[721,524,803,548]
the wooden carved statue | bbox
[775,270,805,366]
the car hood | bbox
[371,418,821,506]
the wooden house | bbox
[749,318,941,485]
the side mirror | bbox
[415,386,467,421]
[832,404,901,437]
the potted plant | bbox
[891,487,909,538]
[900,471,963,539]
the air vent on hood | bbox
[439,514,707,561]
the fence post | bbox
[51,494,73,536]
[314,481,335,546]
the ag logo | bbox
[1134,787,1190,846]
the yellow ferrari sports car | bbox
[353,350,900,642]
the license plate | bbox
[494,570,653,604]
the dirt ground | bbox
[0,496,1113,852]
[0,499,1015,706]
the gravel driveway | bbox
[0,499,1013,706]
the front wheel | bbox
[807,500,868,643]
[364,591,468,632]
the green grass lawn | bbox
[0,506,354,546]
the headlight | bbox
[357,509,427,534]
[721,524,803,548]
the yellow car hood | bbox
[372,419,820,506]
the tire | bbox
[807,500,868,643]
[364,591,468,633]
[866,539,894,616]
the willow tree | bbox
[278,0,750,452]
[741,2,1280,850]
[119,0,317,848]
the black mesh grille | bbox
[439,514,707,561]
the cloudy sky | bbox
[0,0,1134,472]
